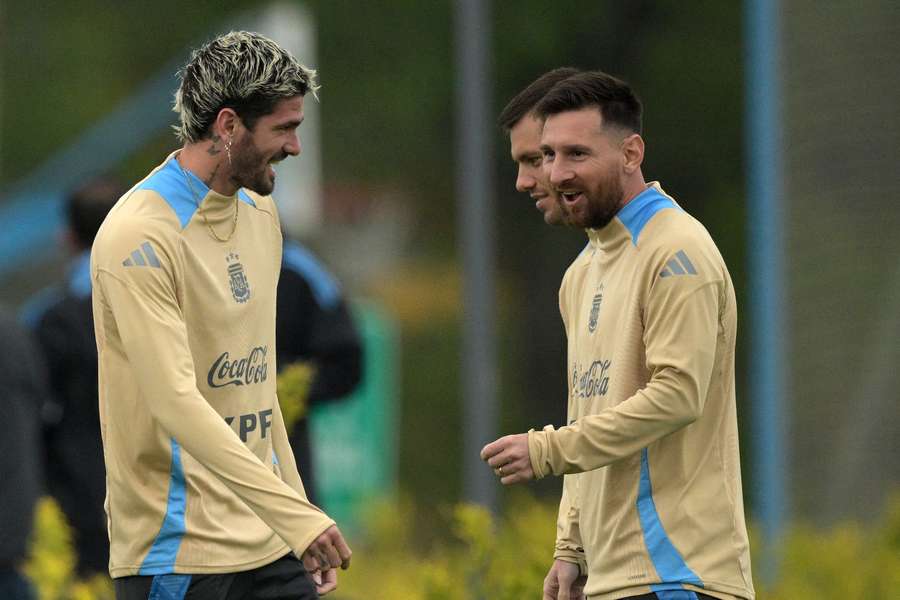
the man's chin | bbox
[544,213,565,227]
[243,176,274,196]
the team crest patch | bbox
[588,283,604,333]
[226,252,251,303]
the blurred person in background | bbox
[0,308,48,600]
[483,71,754,600]
[498,67,581,228]
[277,237,362,506]
[91,31,349,600]
[497,67,589,600]
[21,176,125,579]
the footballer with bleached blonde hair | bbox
[92,31,351,600]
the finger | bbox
[332,534,353,569]
[486,451,511,469]
[501,461,534,484]
[317,568,338,595]
[500,470,528,485]
[480,438,506,461]
[301,551,319,573]
[322,543,342,570]
[557,565,576,600]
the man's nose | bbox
[515,169,535,193]
[547,160,571,188]
[285,134,301,156]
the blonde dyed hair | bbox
[173,30,319,143]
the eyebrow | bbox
[543,143,590,154]
[513,150,541,162]
[277,117,304,129]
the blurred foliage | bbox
[24,497,113,600]
[24,483,900,598]
[276,360,315,429]
[329,491,900,600]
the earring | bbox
[225,137,233,165]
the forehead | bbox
[509,114,543,155]
[540,107,605,146]
[262,95,305,123]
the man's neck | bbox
[618,172,648,212]
[178,142,236,196]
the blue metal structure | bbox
[744,0,787,582]
[0,59,182,277]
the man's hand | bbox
[543,559,587,600]
[309,567,339,596]
[302,524,352,573]
[480,433,534,485]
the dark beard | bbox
[563,173,624,229]
[229,137,274,195]
[584,174,624,230]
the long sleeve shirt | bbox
[528,183,754,600]
[91,152,333,578]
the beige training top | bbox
[92,152,333,577]
[529,183,755,600]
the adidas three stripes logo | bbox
[122,242,162,268]
[659,250,697,278]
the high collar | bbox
[586,182,671,252]
[171,152,242,227]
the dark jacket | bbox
[21,253,108,575]
[0,307,45,568]
[276,240,362,504]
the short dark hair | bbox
[66,176,127,249]
[534,70,642,134]
[498,67,581,132]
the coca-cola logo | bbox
[207,346,269,388]
[572,359,611,400]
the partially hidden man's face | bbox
[508,114,566,226]
[230,95,305,196]
[540,107,626,230]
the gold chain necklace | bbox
[180,163,238,243]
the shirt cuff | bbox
[527,425,557,479]
[553,550,588,577]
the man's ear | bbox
[622,133,645,174]
[212,107,240,141]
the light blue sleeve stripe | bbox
[653,590,700,600]
[617,187,679,246]
[637,448,704,590]
[281,241,342,309]
[138,159,201,230]
[149,574,192,599]
[139,438,187,575]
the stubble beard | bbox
[230,136,275,196]
[581,171,625,230]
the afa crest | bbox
[226,252,251,303]
[588,283,604,333]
